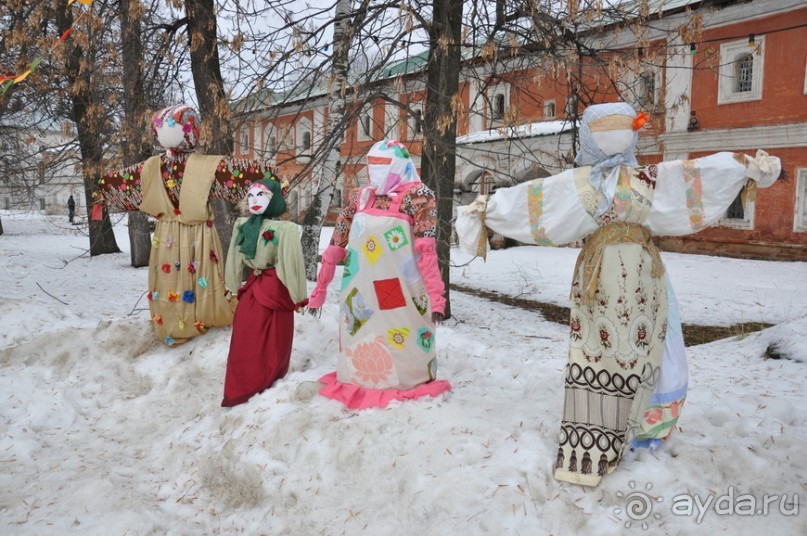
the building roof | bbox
[456,120,577,146]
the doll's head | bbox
[365,140,420,195]
[575,102,647,166]
[247,178,286,218]
[152,104,200,153]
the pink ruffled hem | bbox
[318,372,451,409]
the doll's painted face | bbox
[247,184,273,215]
[589,114,635,156]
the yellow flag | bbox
[12,70,32,84]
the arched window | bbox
[718,38,764,104]
[331,188,342,207]
[296,119,312,153]
[493,93,506,119]
[287,190,299,221]
[726,191,745,219]
[408,107,423,138]
[639,71,657,110]
[239,128,249,155]
[735,53,754,93]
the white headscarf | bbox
[575,103,641,217]
[365,140,420,195]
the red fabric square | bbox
[373,278,406,310]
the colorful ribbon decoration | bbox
[1,0,94,95]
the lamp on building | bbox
[748,33,755,46]
[689,42,697,55]
[687,111,700,132]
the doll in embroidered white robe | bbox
[95,104,275,346]
[455,102,781,487]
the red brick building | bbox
[235,0,807,260]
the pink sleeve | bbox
[307,245,347,308]
[414,237,445,315]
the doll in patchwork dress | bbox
[456,102,781,486]
[307,140,451,409]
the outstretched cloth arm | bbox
[307,245,347,308]
[646,151,782,236]
[455,195,489,258]
[415,237,446,315]
[455,169,599,258]
[308,192,358,308]
[209,157,278,203]
[276,223,309,309]
[96,160,146,212]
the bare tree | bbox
[52,0,120,256]
[120,0,155,267]
[300,0,372,280]
[185,0,238,258]
[420,0,464,319]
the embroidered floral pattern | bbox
[384,225,409,251]
[526,181,555,246]
[412,291,429,316]
[362,235,383,265]
[349,336,394,386]
[417,329,434,353]
[387,328,410,349]
[341,287,374,336]
[683,159,706,231]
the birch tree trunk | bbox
[420,0,463,319]
[120,0,153,268]
[301,0,368,281]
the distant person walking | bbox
[67,195,76,223]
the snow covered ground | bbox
[1,211,805,535]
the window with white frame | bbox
[795,169,807,232]
[253,123,262,157]
[718,36,765,105]
[719,182,755,230]
[543,99,556,119]
[264,125,276,157]
[637,70,658,111]
[278,124,293,150]
[296,118,312,153]
[384,103,398,140]
[303,183,314,209]
[487,83,510,126]
[408,104,423,139]
[239,127,250,154]
[804,59,807,95]
[357,107,373,141]
[287,190,299,221]
[565,95,578,118]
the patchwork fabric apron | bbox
[336,190,437,390]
